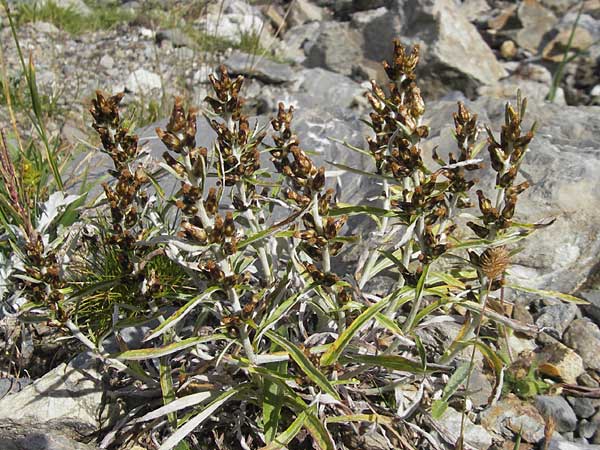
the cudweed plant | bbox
[1,38,580,450]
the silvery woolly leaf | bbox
[36,191,81,234]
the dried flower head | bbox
[479,246,510,281]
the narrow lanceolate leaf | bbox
[265,331,340,401]
[344,354,434,374]
[328,204,395,218]
[115,335,227,360]
[431,362,470,419]
[255,285,314,344]
[144,286,221,341]
[262,404,314,450]
[507,284,588,305]
[320,287,412,366]
[158,384,248,450]
[262,404,335,450]
[132,391,213,424]
[325,414,394,425]
[303,408,335,450]
[263,351,288,443]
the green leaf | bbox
[115,335,227,360]
[303,408,335,450]
[431,362,470,419]
[262,404,312,450]
[325,414,394,425]
[344,354,432,374]
[507,284,588,305]
[431,400,449,419]
[160,356,177,426]
[328,204,395,218]
[158,384,248,450]
[265,330,340,400]
[144,286,221,341]
[263,335,288,444]
[255,289,306,343]
[263,403,333,450]
[415,335,427,371]
[320,287,412,366]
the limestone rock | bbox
[355,0,506,97]
[564,319,600,370]
[535,395,578,432]
[481,395,546,443]
[224,51,294,84]
[305,21,364,77]
[516,0,557,53]
[288,0,327,27]
[535,340,585,384]
[0,353,105,437]
[433,407,493,449]
[125,69,162,94]
[0,423,98,450]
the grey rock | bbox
[288,0,327,27]
[579,372,600,388]
[541,0,585,14]
[355,0,506,97]
[194,12,264,44]
[535,303,579,338]
[481,395,545,443]
[568,396,597,419]
[156,29,196,49]
[547,436,600,450]
[0,423,98,450]
[352,0,386,12]
[32,21,60,34]
[581,419,599,440]
[564,319,600,370]
[98,54,114,70]
[0,354,105,437]
[582,290,600,327]
[281,22,321,63]
[459,0,491,22]
[305,21,364,77]
[224,51,294,84]
[29,0,91,15]
[0,377,31,399]
[434,407,492,449]
[125,68,162,94]
[535,395,578,432]
[287,67,365,111]
[515,0,558,53]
